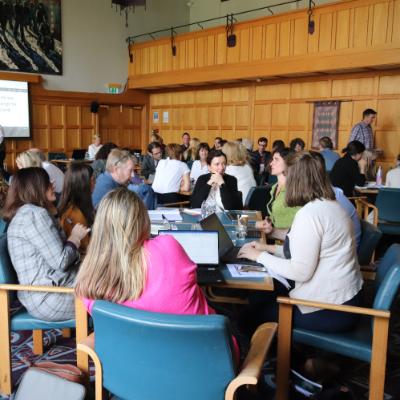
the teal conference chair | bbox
[244,186,271,218]
[276,244,400,400]
[78,301,277,400]
[376,188,400,235]
[0,233,77,395]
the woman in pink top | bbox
[75,187,213,316]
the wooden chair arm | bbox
[77,333,103,400]
[0,284,74,294]
[225,322,277,400]
[277,296,390,318]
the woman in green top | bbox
[256,147,300,238]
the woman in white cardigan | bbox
[238,151,363,333]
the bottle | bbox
[376,166,382,186]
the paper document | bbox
[182,208,201,216]
[148,209,182,222]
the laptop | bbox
[158,230,225,284]
[71,149,87,160]
[200,213,263,266]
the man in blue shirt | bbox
[349,108,377,149]
[319,136,340,172]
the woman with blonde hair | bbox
[183,137,200,166]
[75,188,213,316]
[222,141,256,203]
[16,150,42,169]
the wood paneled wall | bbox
[1,73,149,171]
[129,0,400,88]
[150,70,400,174]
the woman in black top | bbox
[190,150,243,210]
[330,140,366,197]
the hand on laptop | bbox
[237,241,263,261]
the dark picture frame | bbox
[0,0,62,75]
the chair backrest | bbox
[92,301,236,400]
[376,188,400,223]
[373,244,400,310]
[244,186,271,218]
[0,233,18,302]
[357,220,382,266]
[0,218,6,234]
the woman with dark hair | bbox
[92,142,118,180]
[330,140,366,197]
[256,147,300,236]
[289,137,305,152]
[3,167,89,321]
[272,139,285,153]
[190,142,210,183]
[190,149,242,210]
[59,164,94,252]
[238,152,363,333]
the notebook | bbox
[158,230,225,284]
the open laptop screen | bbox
[158,231,219,265]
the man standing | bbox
[92,149,135,208]
[141,142,163,179]
[349,109,377,149]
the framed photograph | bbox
[311,101,340,149]
[0,0,62,75]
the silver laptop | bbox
[158,230,225,283]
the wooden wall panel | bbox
[150,70,400,176]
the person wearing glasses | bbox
[141,142,163,180]
[92,149,135,208]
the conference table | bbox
[151,209,274,300]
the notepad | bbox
[148,209,183,222]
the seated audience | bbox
[75,188,213,316]
[87,134,102,159]
[361,149,378,181]
[318,136,340,172]
[212,136,223,150]
[141,142,163,180]
[4,168,89,321]
[58,164,94,253]
[222,141,256,203]
[238,152,363,333]
[152,143,190,204]
[290,137,305,152]
[330,140,366,197]
[150,131,166,155]
[0,171,8,209]
[30,148,65,195]
[272,139,285,153]
[127,155,155,210]
[256,147,299,233]
[91,142,117,180]
[92,149,135,208]
[183,137,200,167]
[16,150,42,169]
[190,149,243,210]
[386,154,400,188]
[190,142,210,183]
[251,136,271,182]
[181,132,191,152]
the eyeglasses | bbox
[152,151,162,156]
[113,154,131,166]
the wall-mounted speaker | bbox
[90,101,100,113]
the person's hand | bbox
[237,243,262,261]
[255,217,273,234]
[207,173,224,187]
[68,223,90,248]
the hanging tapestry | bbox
[312,101,340,149]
